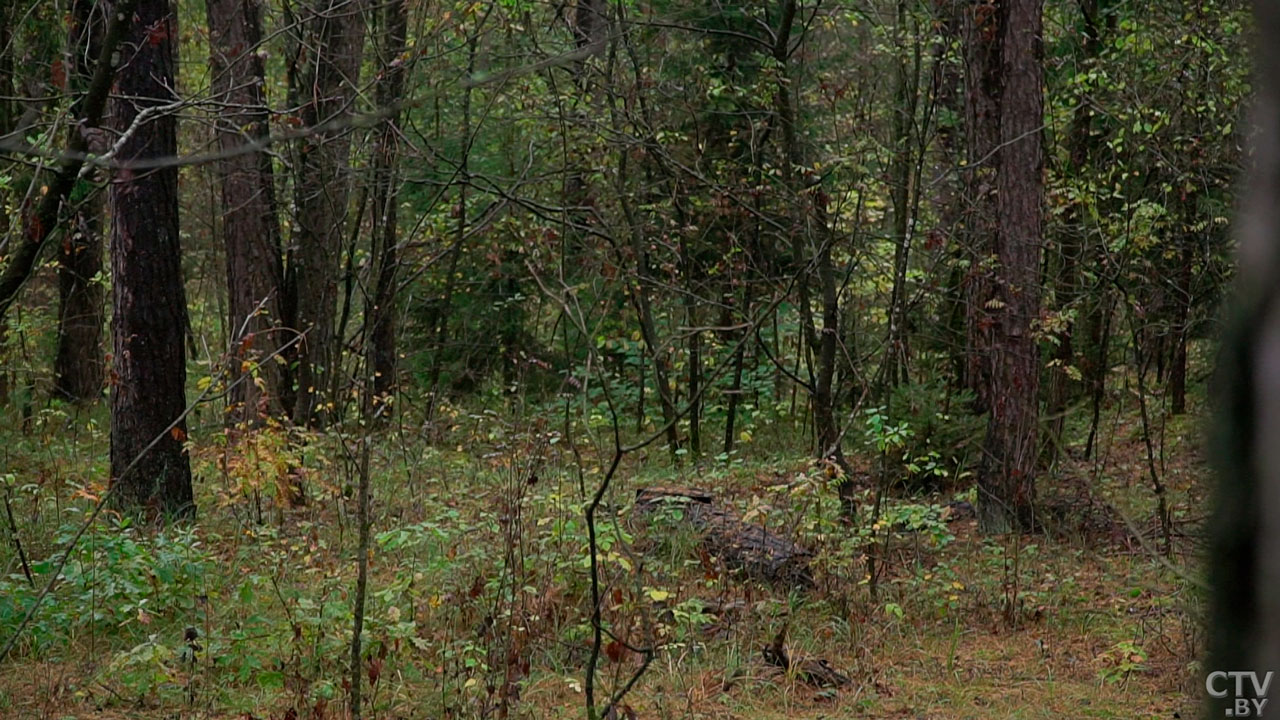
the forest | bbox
[0,0,1269,717]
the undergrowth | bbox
[0,393,1208,719]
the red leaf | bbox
[145,19,170,47]
[605,640,623,663]
[51,59,66,90]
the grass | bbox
[0,392,1207,719]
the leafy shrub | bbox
[0,517,210,655]
[865,381,985,491]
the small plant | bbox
[1097,640,1148,684]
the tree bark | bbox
[960,0,1002,415]
[208,0,285,424]
[289,0,367,427]
[974,0,1044,534]
[109,0,194,519]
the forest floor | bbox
[0,395,1208,719]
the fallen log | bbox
[762,622,850,688]
[633,487,814,589]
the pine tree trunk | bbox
[974,0,1044,534]
[109,0,194,519]
[208,0,285,424]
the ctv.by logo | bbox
[1207,671,1274,717]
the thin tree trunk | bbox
[0,0,12,407]
[1044,0,1109,458]
[885,0,921,389]
[109,0,194,518]
[54,203,105,403]
[425,242,461,422]
[426,29,480,423]
[929,1,966,393]
[290,0,367,428]
[773,0,852,512]
[52,0,106,403]
[208,0,285,423]
[681,237,702,457]
[723,289,750,454]
[368,0,408,403]
[1083,292,1113,459]
[1169,234,1193,415]
[606,77,680,455]
[621,215,680,455]
[1129,321,1172,554]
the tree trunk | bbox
[1044,0,1108,457]
[0,0,141,324]
[681,237,702,457]
[0,5,12,407]
[772,0,852,509]
[208,0,285,424]
[929,0,967,394]
[1168,233,1193,415]
[974,0,1044,534]
[723,289,749,454]
[1208,0,1280,696]
[52,0,106,403]
[109,0,194,519]
[290,0,367,428]
[960,0,1002,415]
[885,0,921,389]
[622,226,680,455]
[368,0,408,403]
[1083,291,1113,459]
[611,116,679,455]
[54,203,105,402]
